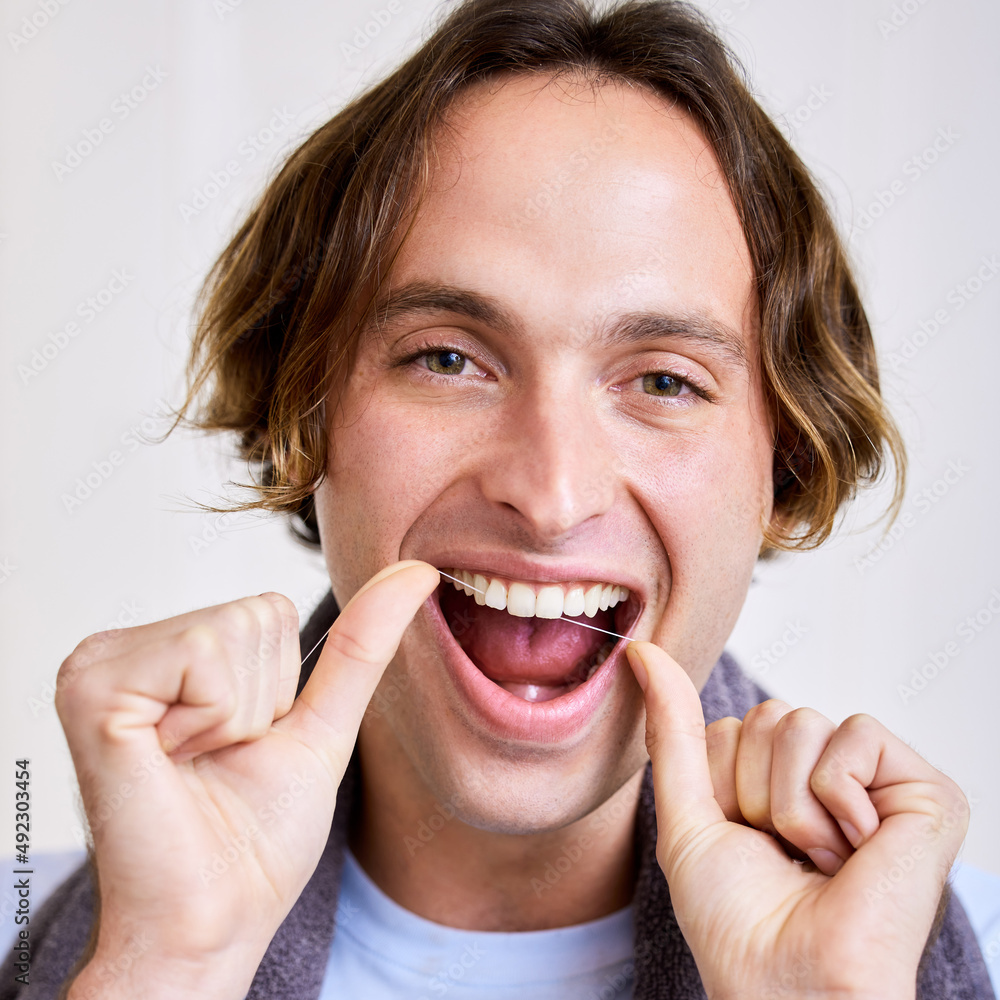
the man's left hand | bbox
[627,640,969,1000]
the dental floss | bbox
[300,569,634,668]
[301,628,333,668]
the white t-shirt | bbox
[320,849,636,999]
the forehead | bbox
[376,71,756,351]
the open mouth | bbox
[437,568,642,705]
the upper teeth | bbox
[444,569,629,619]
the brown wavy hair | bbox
[175,0,905,553]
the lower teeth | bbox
[584,641,615,681]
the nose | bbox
[479,381,618,541]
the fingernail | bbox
[352,561,436,602]
[626,642,649,691]
[806,848,844,875]
[840,820,863,848]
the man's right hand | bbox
[58,560,440,1000]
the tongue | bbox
[440,587,607,687]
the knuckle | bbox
[770,798,811,839]
[840,712,877,735]
[258,591,299,632]
[809,766,835,794]
[54,655,90,719]
[65,630,118,670]
[55,642,115,718]
[643,717,664,758]
[178,623,226,666]
[95,709,130,747]
[773,706,829,743]
[706,715,741,737]
[247,593,282,633]
[247,715,272,741]
[55,650,86,692]
[743,698,791,728]
[775,705,822,731]
[705,716,740,752]
[935,783,970,834]
[211,602,259,646]
[324,625,382,667]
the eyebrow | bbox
[364,281,750,372]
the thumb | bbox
[627,641,727,861]
[282,560,440,770]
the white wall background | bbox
[1,0,997,877]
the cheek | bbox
[632,407,772,675]
[640,411,771,555]
[316,386,464,584]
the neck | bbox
[350,729,644,932]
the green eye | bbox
[642,373,684,397]
[425,350,467,375]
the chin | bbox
[363,564,653,833]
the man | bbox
[4,1,994,997]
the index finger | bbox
[627,641,727,852]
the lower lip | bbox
[423,587,634,744]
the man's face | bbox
[314,74,773,833]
